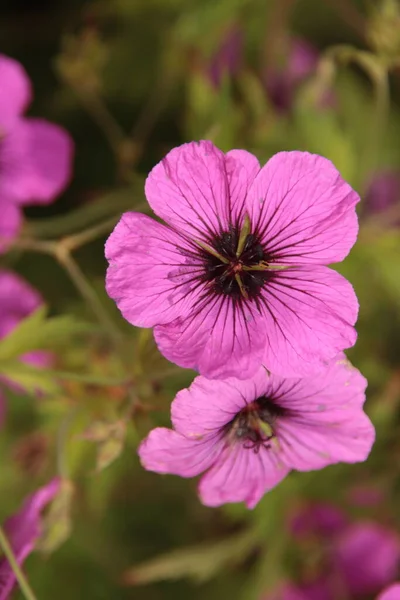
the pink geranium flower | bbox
[0,479,59,600]
[106,141,359,379]
[264,504,400,600]
[365,171,400,222]
[207,25,243,88]
[334,523,400,598]
[0,269,52,423]
[138,357,374,508]
[0,54,74,252]
[265,38,319,111]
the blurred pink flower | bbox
[378,584,400,600]
[365,171,400,221]
[334,523,400,597]
[265,38,319,111]
[0,269,52,422]
[265,505,400,600]
[138,358,373,508]
[207,26,243,88]
[0,479,60,600]
[0,54,74,252]
[291,503,347,539]
[106,141,359,379]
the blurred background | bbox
[1,0,400,598]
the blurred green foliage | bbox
[1,0,400,599]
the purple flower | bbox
[266,504,400,600]
[106,141,359,379]
[334,522,400,597]
[138,357,373,508]
[291,503,347,539]
[0,479,60,600]
[208,26,243,88]
[378,584,400,600]
[365,171,400,220]
[265,38,319,111]
[0,54,74,252]
[0,269,52,422]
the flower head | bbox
[0,54,74,252]
[334,522,400,597]
[0,269,52,422]
[106,141,359,379]
[207,26,243,88]
[0,479,60,600]
[365,171,400,221]
[265,504,400,600]
[264,38,319,111]
[138,357,373,508]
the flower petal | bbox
[145,141,259,240]
[378,584,400,600]
[260,266,358,376]
[261,358,374,471]
[269,355,367,414]
[0,479,60,600]
[106,212,206,327]
[138,427,220,477]
[278,409,374,471]
[246,151,359,265]
[0,389,6,427]
[0,55,32,126]
[154,295,267,379]
[198,444,289,508]
[171,370,269,436]
[0,119,73,205]
[0,201,21,254]
[0,270,42,339]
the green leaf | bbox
[122,528,257,585]
[38,479,75,554]
[0,362,60,396]
[27,183,146,240]
[292,94,356,184]
[82,420,126,472]
[0,308,95,362]
[362,230,400,302]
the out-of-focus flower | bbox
[334,522,400,597]
[207,26,243,88]
[138,358,373,508]
[106,141,359,379]
[0,269,52,422]
[0,54,74,252]
[378,583,400,600]
[364,171,400,221]
[264,38,319,111]
[264,504,400,600]
[0,479,60,600]
[291,503,347,538]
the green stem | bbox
[363,65,390,194]
[0,526,38,600]
[37,368,129,387]
[323,46,390,193]
[57,407,80,478]
[56,249,123,348]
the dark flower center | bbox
[202,226,271,301]
[224,396,286,453]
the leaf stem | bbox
[0,526,38,600]
[55,247,122,348]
